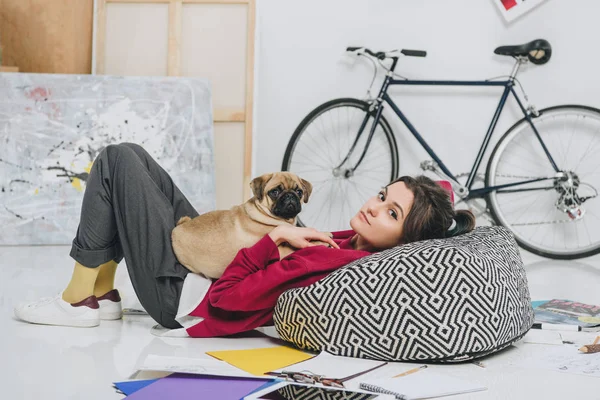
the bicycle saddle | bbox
[494,39,552,65]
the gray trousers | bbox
[69,143,199,328]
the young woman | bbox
[14,143,475,337]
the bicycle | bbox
[282,39,600,260]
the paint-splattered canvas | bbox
[0,73,215,245]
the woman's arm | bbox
[208,235,312,312]
[208,226,337,312]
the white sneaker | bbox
[14,293,100,328]
[97,289,123,320]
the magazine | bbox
[533,299,600,330]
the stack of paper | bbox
[117,346,314,398]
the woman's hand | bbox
[269,226,340,250]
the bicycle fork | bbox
[333,100,386,178]
[334,72,396,177]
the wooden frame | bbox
[94,0,255,199]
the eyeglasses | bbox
[273,370,345,388]
[265,361,389,388]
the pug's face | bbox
[250,172,312,220]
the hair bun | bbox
[447,210,476,237]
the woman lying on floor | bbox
[14,142,475,337]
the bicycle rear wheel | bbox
[282,98,399,231]
[486,105,600,259]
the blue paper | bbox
[243,379,281,399]
[113,379,159,395]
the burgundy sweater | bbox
[185,230,371,337]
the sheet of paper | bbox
[138,355,265,379]
[523,329,564,345]
[207,346,314,376]
[273,351,387,380]
[512,345,600,377]
[344,363,418,390]
[360,369,487,400]
[126,373,271,400]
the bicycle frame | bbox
[346,57,561,200]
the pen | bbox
[531,323,581,332]
[393,365,427,378]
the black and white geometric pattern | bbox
[274,227,534,363]
[265,385,376,400]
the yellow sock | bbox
[62,262,101,303]
[93,260,118,297]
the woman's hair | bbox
[389,175,476,244]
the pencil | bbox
[393,365,428,378]
[579,344,600,354]
[593,336,600,345]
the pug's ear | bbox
[250,173,273,201]
[300,178,313,203]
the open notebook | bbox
[359,369,486,400]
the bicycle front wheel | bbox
[486,105,600,259]
[282,98,399,231]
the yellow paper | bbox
[206,346,314,376]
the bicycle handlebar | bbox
[401,49,427,57]
[346,47,386,59]
[346,47,427,59]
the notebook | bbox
[533,299,600,331]
[359,369,486,400]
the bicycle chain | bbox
[455,172,544,180]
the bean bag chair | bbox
[273,226,533,362]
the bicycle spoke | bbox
[301,128,338,166]
[349,178,379,200]
[572,125,600,172]
[561,116,577,168]
[503,141,553,172]
[291,156,331,171]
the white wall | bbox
[253,0,600,181]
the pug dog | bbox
[171,172,312,279]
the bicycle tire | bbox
[282,98,399,231]
[486,104,600,259]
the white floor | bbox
[2,245,600,400]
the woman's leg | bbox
[18,143,199,328]
[92,260,118,298]
[67,142,199,302]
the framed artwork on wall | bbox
[493,0,550,22]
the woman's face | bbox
[350,181,415,250]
